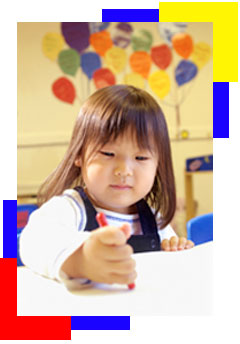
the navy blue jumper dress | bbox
[74,187,161,253]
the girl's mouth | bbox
[110,184,132,190]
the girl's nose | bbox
[114,161,133,177]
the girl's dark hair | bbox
[38,85,176,228]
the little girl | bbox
[20,85,194,287]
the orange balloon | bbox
[90,30,113,56]
[172,33,193,59]
[129,51,151,79]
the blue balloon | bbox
[175,60,198,86]
[81,52,101,79]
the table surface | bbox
[17,242,213,316]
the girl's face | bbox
[77,130,158,214]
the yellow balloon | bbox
[42,33,65,61]
[105,46,127,74]
[124,73,145,89]
[191,42,212,69]
[148,70,170,99]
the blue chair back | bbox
[187,213,213,245]
[17,204,38,266]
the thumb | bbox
[119,223,131,240]
[95,226,128,246]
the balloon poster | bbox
[112,23,133,49]
[42,22,212,138]
[175,60,198,86]
[81,52,101,79]
[151,44,172,70]
[129,51,152,79]
[148,70,171,99]
[90,30,113,56]
[93,68,116,89]
[89,22,110,34]
[58,49,80,76]
[42,33,65,61]
[131,30,153,52]
[158,22,188,46]
[191,42,212,69]
[105,46,127,74]
[52,77,76,104]
[172,33,193,59]
[61,22,90,54]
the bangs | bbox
[81,85,161,156]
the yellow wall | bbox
[17,22,213,235]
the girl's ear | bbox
[74,158,81,167]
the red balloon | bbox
[52,77,75,104]
[93,68,116,89]
[151,44,172,70]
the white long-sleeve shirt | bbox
[20,188,177,286]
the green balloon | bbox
[58,49,80,76]
[131,30,153,52]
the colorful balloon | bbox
[105,46,127,74]
[191,42,212,69]
[175,60,198,86]
[158,22,187,46]
[89,22,110,34]
[42,32,65,61]
[112,23,133,48]
[131,30,153,52]
[124,73,145,89]
[148,70,170,99]
[151,44,172,70]
[52,77,76,104]
[81,52,101,79]
[61,22,90,54]
[129,51,152,79]
[58,49,80,76]
[172,33,193,59]
[90,30,113,56]
[93,68,116,89]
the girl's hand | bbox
[62,224,137,285]
[80,224,137,285]
[161,236,195,251]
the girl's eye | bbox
[136,156,149,161]
[100,151,114,157]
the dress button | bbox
[151,239,156,248]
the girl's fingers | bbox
[161,239,170,251]
[178,237,187,250]
[170,236,179,251]
[185,240,195,249]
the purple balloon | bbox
[117,23,133,33]
[112,23,133,49]
[61,22,90,54]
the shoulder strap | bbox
[74,186,98,231]
[135,199,158,235]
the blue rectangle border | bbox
[102,9,159,22]
[71,316,130,330]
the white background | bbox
[0,0,239,343]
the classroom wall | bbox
[17,22,213,236]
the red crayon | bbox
[96,212,135,290]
